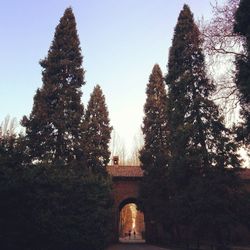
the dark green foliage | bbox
[166,4,240,180]
[140,64,169,171]
[234,0,250,38]
[187,169,250,244]
[234,0,250,144]
[139,64,169,241]
[163,5,243,245]
[0,135,26,169]
[22,7,85,164]
[0,163,113,250]
[166,5,238,172]
[84,85,112,174]
[0,119,113,250]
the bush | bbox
[0,164,113,250]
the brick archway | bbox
[119,197,138,211]
[118,197,142,239]
[107,165,144,242]
[107,166,250,244]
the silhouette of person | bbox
[128,230,131,239]
[134,231,136,239]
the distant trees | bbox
[110,129,127,165]
[22,7,85,165]
[127,131,144,166]
[0,115,17,138]
[84,85,112,174]
[119,204,133,237]
[109,129,143,166]
[135,209,145,237]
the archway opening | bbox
[119,201,145,242]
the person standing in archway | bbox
[128,230,131,239]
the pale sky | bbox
[0,0,226,155]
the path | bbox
[106,243,170,250]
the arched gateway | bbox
[107,160,250,244]
[107,163,145,243]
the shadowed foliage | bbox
[234,0,250,145]
[164,5,246,246]
[84,85,112,175]
[139,64,170,242]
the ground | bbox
[106,243,169,250]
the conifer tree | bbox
[166,4,240,181]
[234,0,250,144]
[140,64,169,171]
[139,64,169,242]
[165,5,242,243]
[84,85,112,174]
[22,8,85,164]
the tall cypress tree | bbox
[166,4,240,181]
[84,85,112,174]
[139,64,169,242]
[234,0,250,144]
[165,5,242,244]
[140,64,169,172]
[22,8,85,165]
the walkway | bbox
[119,236,145,244]
[106,243,170,250]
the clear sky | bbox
[0,0,226,154]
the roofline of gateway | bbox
[106,165,250,180]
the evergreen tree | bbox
[22,7,85,165]
[165,5,242,244]
[234,0,250,144]
[140,64,169,172]
[139,64,169,243]
[84,85,112,174]
[166,4,240,183]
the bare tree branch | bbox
[199,0,246,126]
